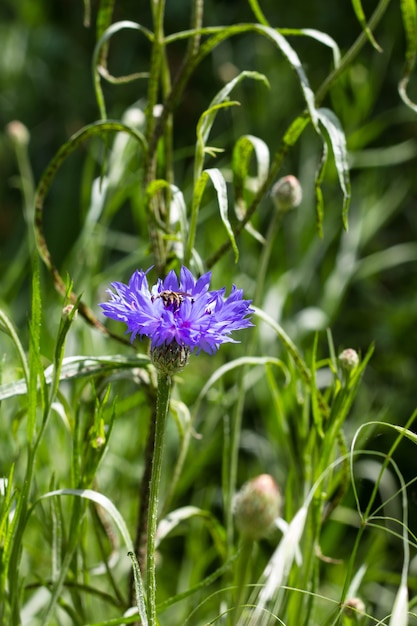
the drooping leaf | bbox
[399,0,417,111]
[350,0,383,52]
[0,355,151,401]
[193,168,239,262]
[194,70,269,182]
[254,25,319,129]
[317,108,351,229]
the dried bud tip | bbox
[62,304,78,320]
[271,175,302,213]
[233,474,281,540]
[6,121,30,146]
[338,348,359,372]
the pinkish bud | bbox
[338,348,359,373]
[233,474,281,540]
[343,597,365,619]
[6,120,30,146]
[271,175,302,213]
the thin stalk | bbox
[130,406,157,606]
[145,0,167,271]
[225,205,284,549]
[146,372,172,626]
[145,0,166,152]
[231,537,255,626]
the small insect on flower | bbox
[152,290,194,311]
[100,266,254,356]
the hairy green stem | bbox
[146,372,172,626]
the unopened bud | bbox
[338,348,359,373]
[271,175,302,213]
[150,342,190,375]
[6,120,30,146]
[233,474,281,540]
[343,597,365,619]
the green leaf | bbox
[317,107,351,229]
[39,489,147,625]
[233,134,270,215]
[254,25,318,129]
[92,21,153,119]
[0,355,151,401]
[194,70,269,182]
[399,0,417,111]
[281,28,341,68]
[314,140,328,237]
[192,168,239,263]
[351,0,383,52]
[157,506,227,559]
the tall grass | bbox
[2,0,417,624]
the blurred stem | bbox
[231,537,255,626]
[225,207,285,556]
[253,208,285,307]
[146,372,172,626]
[146,0,165,152]
[130,405,157,606]
[145,0,166,271]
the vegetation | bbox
[1,0,417,624]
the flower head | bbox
[100,266,253,355]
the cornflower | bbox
[100,266,253,360]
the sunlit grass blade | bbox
[34,120,146,341]
[232,134,270,232]
[317,107,351,229]
[351,0,383,51]
[398,0,417,111]
[92,21,153,119]
[0,354,151,401]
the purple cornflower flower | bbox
[100,266,253,355]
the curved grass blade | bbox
[317,108,351,229]
[34,120,146,345]
[233,134,270,217]
[207,168,238,262]
[351,0,383,52]
[254,25,318,129]
[314,140,328,237]
[39,489,147,626]
[0,354,151,401]
[92,21,153,119]
[280,28,341,68]
[95,0,116,66]
[399,0,417,112]
[157,505,226,559]
[194,70,269,183]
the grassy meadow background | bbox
[1,0,417,624]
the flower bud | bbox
[6,120,30,147]
[343,597,365,619]
[271,175,302,213]
[233,474,281,540]
[338,348,359,373]
[150,342,190,375]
